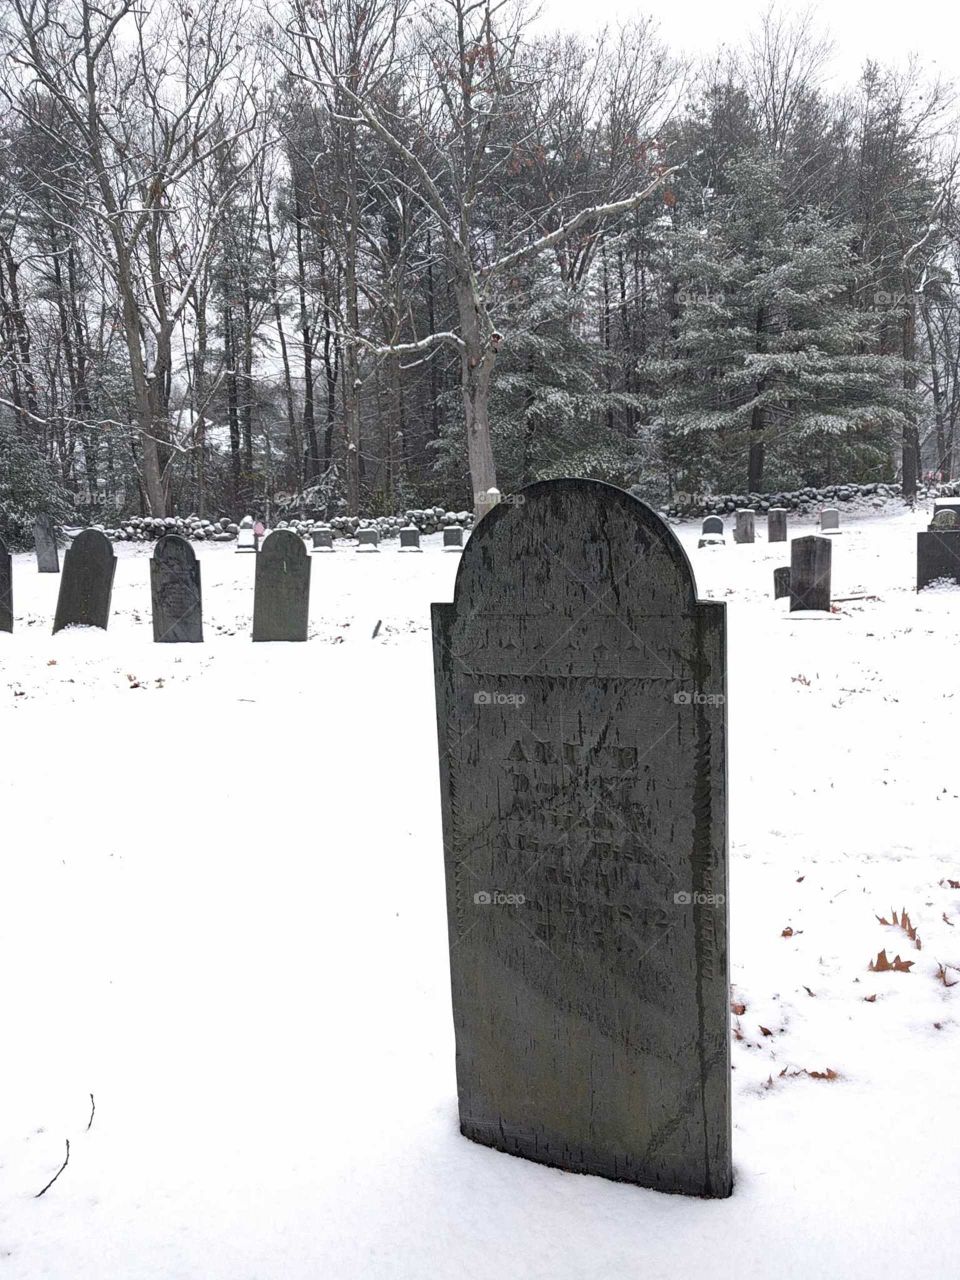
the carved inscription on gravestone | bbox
[34,516,59,573]
[151,535,202,642]
[432,479,731,1198]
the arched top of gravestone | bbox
[153,533,198,565]
[69,528,115,563]
[259,527,308,563]
[446,479,711,679]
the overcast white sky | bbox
[541,0,956,87]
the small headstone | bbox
[252,529,310,641]
[773,566,791,599]
[236,515,257,553]
[789,536,831,612]
[0,536,11,632]
[399,525,422,552]
[53,528,116,633]
[767,509,788,542]
[443,527,464,551]
[356,529,380,552]
[34,516,59,573]
[733,509,755,544]
[917,526,960,590]
[150,535,202,642]
[311,524,334,552]
[432,478,731,1198]
[818,508,840,533]
[701,516,724,536]
[929,509,958,531]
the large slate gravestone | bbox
[34,516,59,573]
[150,535,202,642]
[789,536,831,611]
[432,478,731,1198]
[252,529,310,641]
[0,536,11,633]
[53,529,116,633]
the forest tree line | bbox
[1,0,958,530]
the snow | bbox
[2,508,959,1279]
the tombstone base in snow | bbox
[789,536,831,612]
[356,529,380,552]
[443,527,464,551]
[53,529,116,633]
[0,537,11,632]
[698,534,725,548]
[399,527,422,551]
[917,529,960,590]
[311,528,334,552]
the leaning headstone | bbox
[432,478,731,1198]
[0,536,11,632]
[150,535,202,643]
[236,515,257,553]
[34,516,59,573]
[443,526,464,551]
[311,523,334,552]
[767,508,788,542]
[356,528,380,552]
[917,523,960,590]
[789,536,831,612]
[733,509,755,544]
[53,528,116,633]
[252,529,310,641]
[773,566,791,599]
[818,508,840,534]
[399,525,422,552]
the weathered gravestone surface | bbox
[917,527,960,589]
[443,526,464,550]
[702,516,724,536]
[432,478,731,1198]
[733,509,755,544]
[773,566,791,599]
[252,529,310,641]
[53,529,116,633]
[819,508,840,533]
[0,536,11,633]
[311,524,334,551]
[150,535,202,642]
[789,536,831,612]
[767,509,788,542]
[34,516,60,573]
[930,509,959,531]
[356,528,380,551]
[399,525,422,551]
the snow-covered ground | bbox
[2,507,959,1279]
